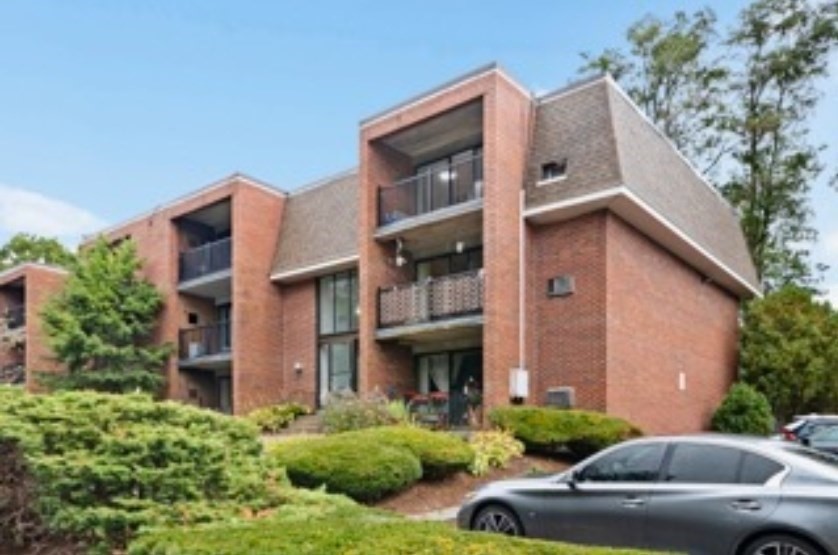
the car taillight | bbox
[782,428,798,441]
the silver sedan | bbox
[458,435,838,555]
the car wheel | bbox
[472,504,523,536]
[743,534,823,555]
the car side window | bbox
[664,444,742,484]
[579,443,666,483]
[739,453,784,485]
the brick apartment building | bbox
[0,264,67,386]
[1,64,760,434]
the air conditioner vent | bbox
[546,387,575,409]
[548,275,575,297]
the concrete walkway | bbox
[409,505,460,522]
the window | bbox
[415,247,483,280]
[187,312,199,325]
[579,443,666,483]
[318,271,358,335]
[740,453,784,485]
[317,270,359,406]
[539,159,568,183]
[664,444,742,484]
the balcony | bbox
[179,237,232,282]
[378,153,483,232]
[0,363,24,385]
[377,270,484,341]
[178,321,232,369]
[4,305,25,330]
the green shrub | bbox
[129,508,654,555]
[269,433,422,501]
[470,430,525,476]
[321,390,403,433]
[711,383,775,435]
[346,426,474,479]
[245,402,310,433]
[0,388,290,552]
[489,406,642,459]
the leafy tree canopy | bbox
[740,285,838,422]
[0,233,75,271]
[41,237,172,393]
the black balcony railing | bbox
[179,237,232,282]
[179,321,232,360]
[378,154,483,226]
[4,305,25,330]
[378,269,484,328]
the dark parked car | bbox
[458,436,838,555]
[781,414,838,443]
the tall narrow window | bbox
[317,270,359,406]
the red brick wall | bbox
[231,184,285,414]
[526,212,608,410]
[279,279,318,406]
[23,267,68,388]
[481,75,531,411]
[358,141,417,397]
[605,214,739,434]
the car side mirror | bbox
[801,438,811,447]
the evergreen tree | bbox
[41,237,171,393]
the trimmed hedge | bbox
[711,383,774,435]
[128,508,655,555]
[269,433,423,501]
[345,426,474,479]
[245,402,310,433]
[489,407,642,459]
[0,387,288,553]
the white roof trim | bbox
[271,254,359,282]
[84,173,286,242]
[0,262,69,283]
[523,186,625,218]
[361,64,531,130]
[523,185,761,298]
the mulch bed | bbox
[374,455,569,516]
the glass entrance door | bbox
[416,349,482,427]
[319,339,358,406]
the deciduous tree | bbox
[0,233,75,270]
[740,285,838,422]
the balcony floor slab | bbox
[376,315,483,343]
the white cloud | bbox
[821,283,838,308]
[824,229,838,259]
[0,183,106,245]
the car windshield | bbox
[810,425,838,441]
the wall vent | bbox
[546,386,575,409]
[548,275,575,297]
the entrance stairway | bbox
[280,412,323,435]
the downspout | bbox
[519,189,526,373]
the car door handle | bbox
[621,496,646,508]
[730,500,762,512]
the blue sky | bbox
[0,1,836,300]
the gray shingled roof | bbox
[271,171,358,278]
[526,77,759,294]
